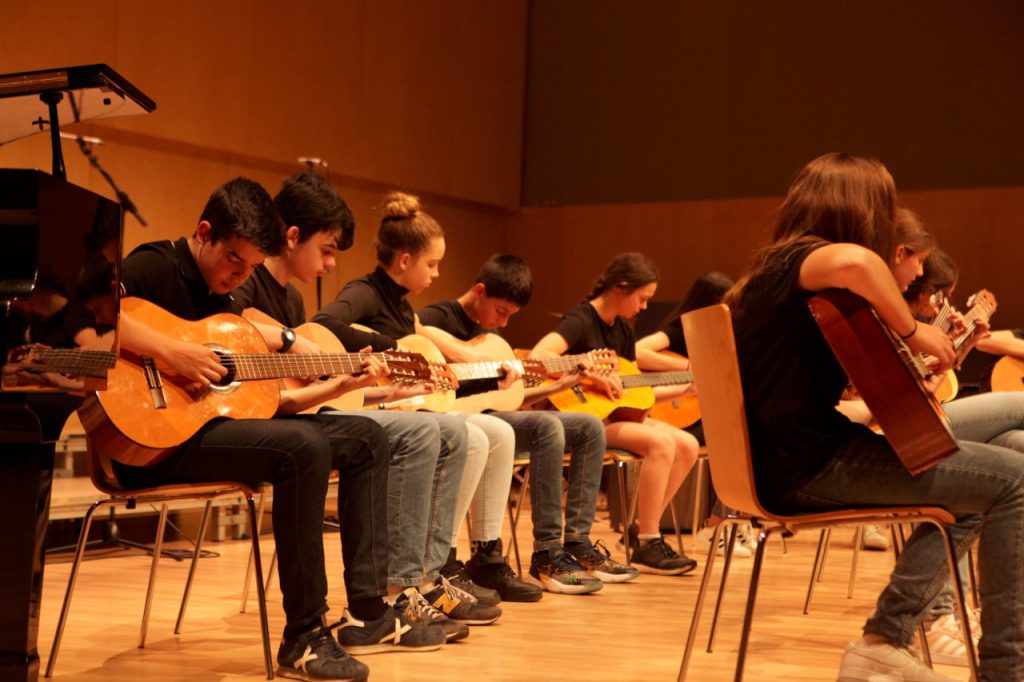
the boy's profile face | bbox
[476,288,520,330]
[288,227,340,284]
[195,221,264,294]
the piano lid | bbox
[0,64,156,145]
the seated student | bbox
[531,252,701,576]
[232,171,466,646]
[419,254,638,595]
[109,177,411,681]
[633,271,762,558]
[728,152,1024,682]
[313,192,516,622]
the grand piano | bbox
[0,65,154,682]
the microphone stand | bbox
[73,136,148,227]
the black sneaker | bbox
[528,549,603,595]
[337,605,446,655]
[277,622,369,681]
[568,539,640,583]
[393,587,469,642]
[440,549,502,606]
[465,539,543,603]
[631,537,697,576]
[423,576,502,625]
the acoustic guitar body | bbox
[647,351,702,427]
[990,356,1024,393]
[82,298,280,467]
[547,358,654,423]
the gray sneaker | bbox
[837,640,959,681]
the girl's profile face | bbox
[616,282,657,319]
[892,245,931,293]
[396,237,445,294]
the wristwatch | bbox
[279,327,296,353]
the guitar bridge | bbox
[571,384,588,404]
[142,356,167,409]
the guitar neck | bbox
[539,354,603,374]
[220,352,375,381]
[451,359,523,382]
[620,370,694,388]
[26,349,118,377]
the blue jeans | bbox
[773,426,1024,681]
[494,411,606,553]
[330,411,468,586]
[946,391,1024,452]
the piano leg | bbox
[0,444,54,682]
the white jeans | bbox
[449,412,515,544]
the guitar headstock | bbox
[585,348,620,374]
[428,362,460,392]
[967,289,997,314]
[380,351,433,384]
[520,359,548,387]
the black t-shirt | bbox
[313,267,409,352]
[232,264,307,328]
[554,302,637,362]
[660,315,688,357]
[731,239,869,509]
[418,299,486,342]
[418,299,496,396]
[121,238,240,319]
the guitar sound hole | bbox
[211,348,236,387]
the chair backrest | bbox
[681,304,773,519]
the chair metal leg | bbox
[678,522,724,681]
[691,455,707,549]
[803,529,828,614]
[45,499,107,678]
[966,546,979,609]
[246,496,275,680]
[139,503,169,648]
[669,502,684,555]
[940,523,979,679]
[241,491,269,614]
[707,521,741,652]
[734,526,772,681]
[506,466,529,576]
[847,527,863,599]
[817,527,832,583]
[616,460,635,564]
[175,499,213,634]
[265,549,278,592]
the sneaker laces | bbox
[402,589,448,625]
[305,622,349,662]
[438,575,476,604]
[645,537,679,559]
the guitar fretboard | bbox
[620,370,693,388]
[16,349,118,378]
[451,360,525,382]
[217,352,377,380]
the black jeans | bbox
[115,413,389,635]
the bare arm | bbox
[530,332,570,359]
[416,321,482,363]
[118,314,227,385]
[976,329,1024,358]
[636,331,690,371]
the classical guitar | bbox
[547,357,693,423]
[930,289,996,402]
[647,350,702,428]
[81,298,432,466]
[808,288,958,475]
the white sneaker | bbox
[697,526,752,558]
[736,522,759,551]
[925,613,977,667]
[862,524,891,551]
[837,640,959,681]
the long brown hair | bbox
[375,191,444,265]
[727,153,897,308]
[894,207,935,256]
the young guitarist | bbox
[531,252,700,576]
[419,255,639,595]
[107,178,417,681]
[727,152,1024,682]
[231,171,468,646]
[312,192,527,617]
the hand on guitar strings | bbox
[167,340,228,387]
[496,361,521,391]
[587,371,625,401]
[905,323,956,373]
